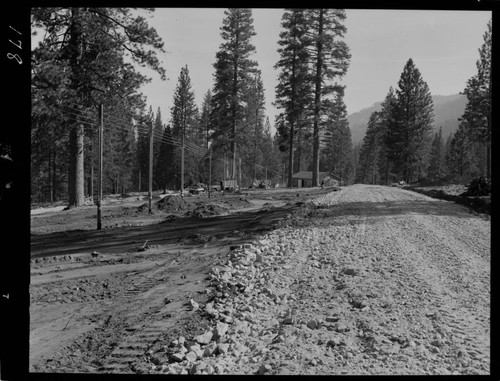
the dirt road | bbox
[29,185,490,375]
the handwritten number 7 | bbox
[9,39,22,50]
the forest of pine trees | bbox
[30,9,491,204]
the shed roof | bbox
[292,171,341,181]
[292,171,328,180]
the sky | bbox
[32,8,491,127]
[139,8,491,128]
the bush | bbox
[462,177,491,196]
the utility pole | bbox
[97,104,103,230]
[282,162,285,187]
[239,157,242,191]
[208,148,212,198]
[180,132,185,198]
[90,163,93,203]
[222,153,226,196]
[148,120,153,213]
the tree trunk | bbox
[52,149,57,202]
[67,7,85,207]
[486,143,491,179]
[288,121,294,188]
[48,149,53,203]
[68,123,85,206]
[312,9,324,187]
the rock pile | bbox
[149,240,279,374]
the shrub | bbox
[462,177,491,196]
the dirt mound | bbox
[156,195,194,213]
[188,204,230,219]
[219,196,253,210]
[407,186,491,215]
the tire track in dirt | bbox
[383,213,490,374]
[30,247,219,373]
[213,184,490,375]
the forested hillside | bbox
[348,93,467,145]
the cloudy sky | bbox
[139,8,490,127]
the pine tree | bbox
[171,65,199,189]
[427,127,444,179]
[305,9,351,186]
[210,8,258,180]
[459,19,491,178]
[156,124,176,192]
[322,91,353,185]
[31,7,165,206]
[446,125,473,178]
[241,72,266,186]
[352,141,361,183]
[199,90,213,149]
[391,59,434,183]
[377,87,398,185]
[356,112,382,184]
[274,9,312,187]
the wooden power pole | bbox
[222,153,226,196]
[97,104,103,230]
[208,148,212,198]
[180,132,185,198]
[239,157,242,191]
[148,120,153,213]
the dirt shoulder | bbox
[405,185,491,215]
[29,187,334,373]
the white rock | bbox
[190,299,199,311]
[217,343,230,355]
[203,342,217,357]
[185,351,197,363]
[195,330,213,345]
[214,321,229,340]
[171,353,185,362]
[205,302,218,316]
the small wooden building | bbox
[291,171,341,188]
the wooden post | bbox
[180,132,185,198]
[222,153,226,196]
[208,148,212,198]
[148,120,153,213]
[90,163,93,201]
[239,157,242,191]
[282,162,285,187]
[97,104,103,230]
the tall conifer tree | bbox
[391,58,434,182]
[274,9,312,186]
[306,9,351,186]
[210,8,258,180]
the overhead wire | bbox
[62,104,210,155]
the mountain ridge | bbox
[348,93,467,145]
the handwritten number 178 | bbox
[7,25,22,65]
